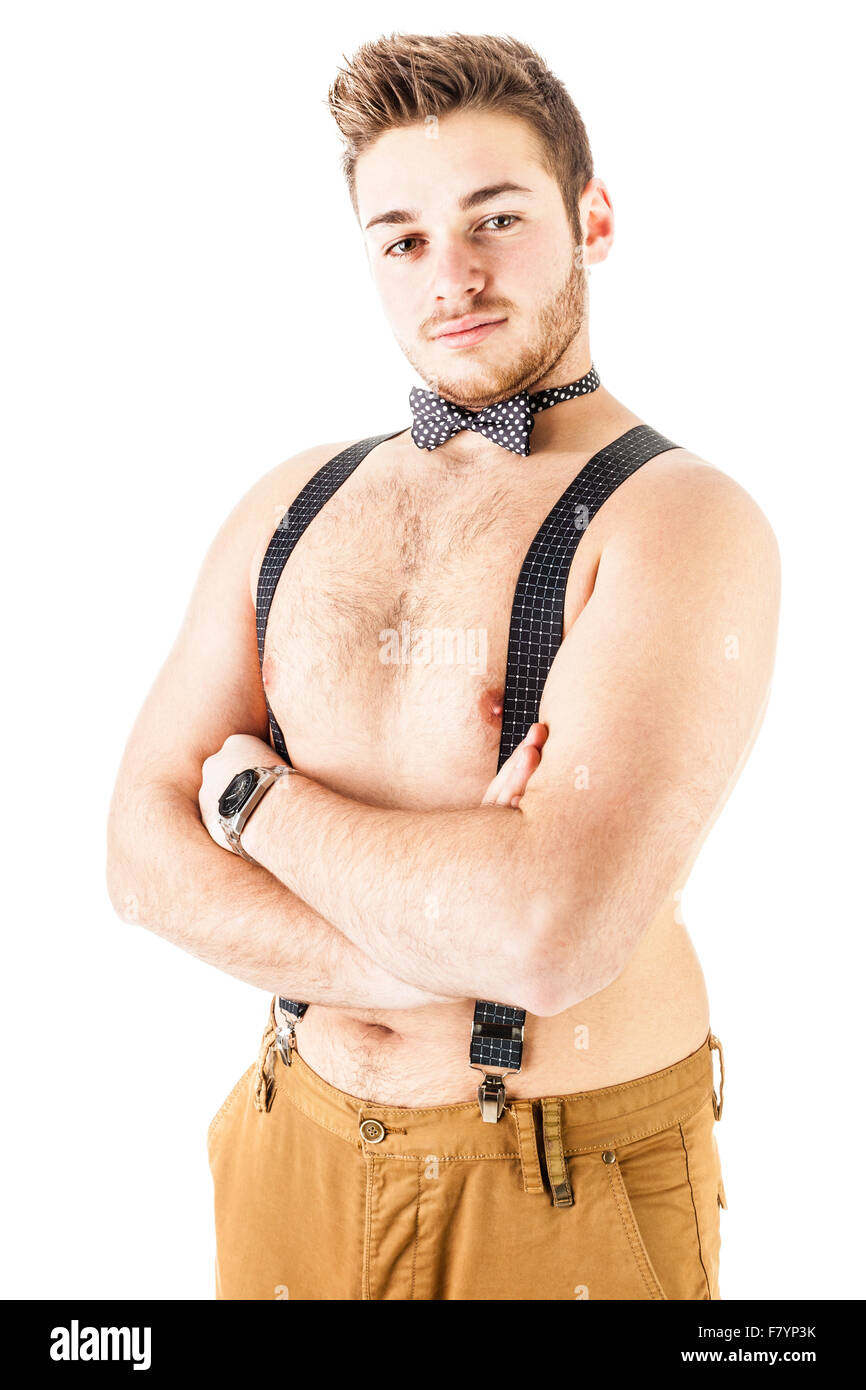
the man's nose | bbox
[429,239,487,302]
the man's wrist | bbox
[239,766,301,866]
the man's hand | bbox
[201,718,548,868]
[198,733,285,848]
[200,724,549,850]
[481,723,548,807]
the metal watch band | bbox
[220,763,293,863]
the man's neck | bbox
[412,336,606,470]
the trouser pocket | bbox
[601,1149,668,1299]
[589,1095,723,1301]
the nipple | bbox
[479,686,505,726]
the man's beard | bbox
[402,247,587,411]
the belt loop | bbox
[541,1098,574,1208]
[709,1032,725,1121]
[508,1101,545,1195]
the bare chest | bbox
[260,461,596,808]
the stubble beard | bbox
[401,247,588,411]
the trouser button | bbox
[360,1119,386,1143]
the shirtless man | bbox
[106,34,780,1301]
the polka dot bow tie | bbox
[409,364,600,457]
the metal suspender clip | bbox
[476,1073,508,1123]
[275,1021,295,1066]
[469,1001,526,1123]
[274,997,309,1066]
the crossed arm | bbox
[193,460,781,1017]
[106,447,546,1014]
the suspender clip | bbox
[470,1001,526,1123]
[275,1022,296,1066]
[476,1073,508,1123]
[274,996,308,1066]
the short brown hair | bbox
[328,33,594,245]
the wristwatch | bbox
[217,764,293,863]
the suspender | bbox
[497,424,678,766]
[256,430,406,763]
[259,422,679,1116]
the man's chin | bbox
[416,365,521,412]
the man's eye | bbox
[384,215,519,258]
[481,214,519,231]
[385,238,421,258]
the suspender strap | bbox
[257,433,404,1062]
[470,1001,526,1121]
[470,425,678,1122]
[497,424,678,768]
[256,431,406,762]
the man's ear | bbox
[579,177,615,269]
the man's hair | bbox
[328,33,594,246]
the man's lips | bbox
[433,317,506,347]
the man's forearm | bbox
[242,772,555,1007]
[106,782,450,1010]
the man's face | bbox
[356,109,588,411]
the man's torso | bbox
[249,400,712,1104]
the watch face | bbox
[218,768,257,819]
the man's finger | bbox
[492,745,541,805]
[481,723,548,806]
[481,724,545,804]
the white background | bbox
[1,0,863,1300]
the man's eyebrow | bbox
[364,182,534,232]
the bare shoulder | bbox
[239,438,360,605]
[595,444,781,592]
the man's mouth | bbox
[433,317,507,347]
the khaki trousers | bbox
[208,998,727,1300]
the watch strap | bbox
[220,764,292,861]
